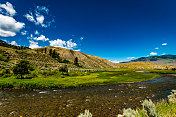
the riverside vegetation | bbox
[0,60,160,89]
[78,90,176,117]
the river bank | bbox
[0,74,176,116]
[0,70,160,90]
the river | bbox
[0,74,176,117]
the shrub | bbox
[123,108,139,117]
[77,110,92,117]
[168,90,176,103]
[142,99,160,117]
[13,60,34,79]
[59,65,68,75]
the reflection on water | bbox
[0,75,176,117]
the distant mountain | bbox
[130,55,176,66]
[116,62,175,70]
[0,40,117,70]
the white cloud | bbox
[162,53,166,55]
[111,60,120,63]
[49,39,78,49]
[24,13,45,26]
[66,39,77,49]
[49,39,66,48]
[0,14,25,37]
[0,2,16,16]
[21,30,27,35]
[25,6,54,27]
[80,37,84,40]
[35,30,39,35]
[36,6,49,14]
[33,35,49,41]
[29,40,40,49]
[75,49,81,52]
[27,34,32,39]
[36,14,44,24]
[162,43,167,46]
[24,13,35,22]
[127,57,135,59]
[10,41,18,46]
[150,52,157,56]
[155,47,159,49]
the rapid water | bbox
[0,74,176,117]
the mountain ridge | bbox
[130,55,176,66]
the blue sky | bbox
[0,0,176,62]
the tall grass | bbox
[78,90,176,117]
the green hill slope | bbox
[0,40,117,70]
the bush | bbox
[142,99,160,117]
[123,108,139,117]
[78,110,92,117]
[168,90,176,103]
[59,65,68,75]
[13,60,34,79]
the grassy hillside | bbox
[0,40,117,71]
[116,62,176,70]
[131,55,176,66]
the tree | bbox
[13,60,32,79]
[52,49,57,58]
[45,48,47,54]
[49,49,52,56]
[74,57,79,66]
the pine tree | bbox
[52,49,56,58]
[74,57,79,66]
[45,48,47,54]
[49,49,52,56]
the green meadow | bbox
[0,69,160,89]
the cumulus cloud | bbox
[24,6,54,27]
[10,41,18,46]
[127,57,135,59]
[150,52,157,56]
[162,53,166,55]
[0,2,16,16]
[162,43,167,46]
[49,39,66,48]
[29,40,40,49]
[155,47,159,49]
[24,13,35,22]
[49,39,78,49]
[33,35,49,41]
[0,14,25,37]
[21,30,27,35]
[66,39,77,49]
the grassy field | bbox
[0,69,160,89]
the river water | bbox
[0,75,176,117]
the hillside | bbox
[130,55,176,66]
[0,40,117,70]
[116,62,175,70]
